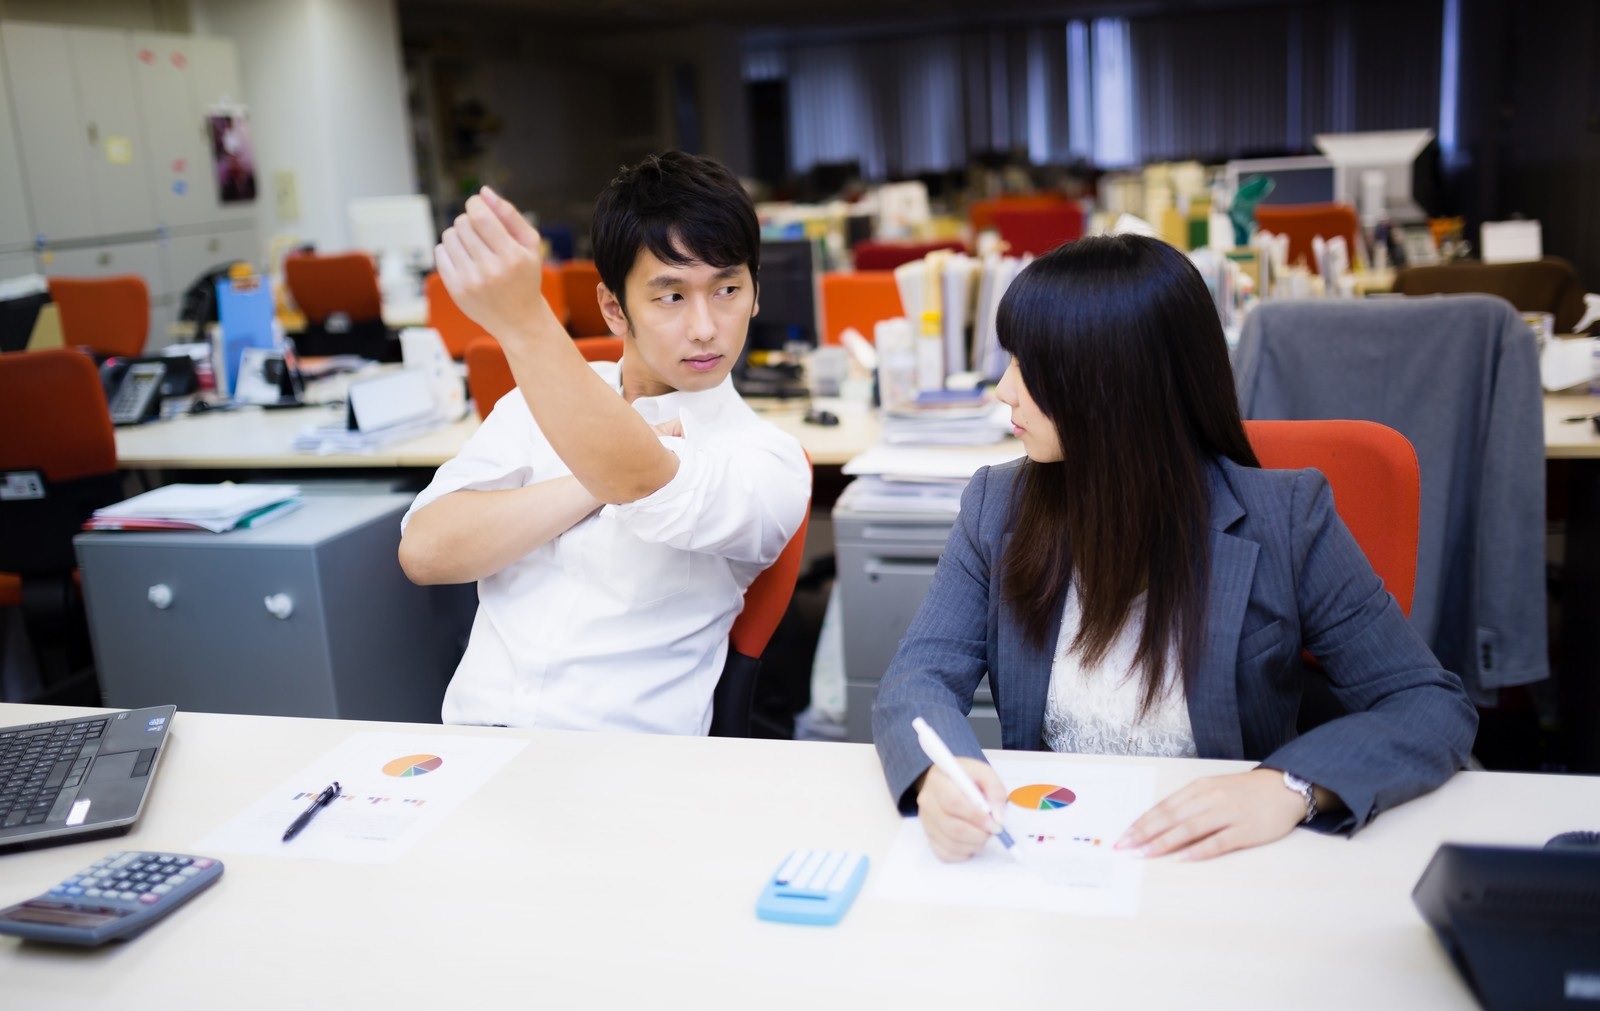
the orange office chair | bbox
[819,271,904,345]
[560,261,609,338]
[574,335,624,363]
[1253,203,1361,278]
[711,463,813,738]
[0,348,122,704]
[992,204,1085,257]
[47,276,149,359]
[463,335,625,418]
[424,272,489,360]
[464,337,515,419]
[1243,419,1420,730]
[541,263,569,331]
[283,251,383,325]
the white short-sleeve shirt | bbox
[402,360,810,735]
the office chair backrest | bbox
[424,272,489,359]
[541,263,569,330]
[851,240,965,272]
[968,193,1068,236]
[574,336,624,363]
[1243,420,1419,617]
[819,271,904,345]
[712,464,813,738]
[1394,257,1588,333]
[560,261,608,338]
[463,336,625,419]
[46,275,149,359]
[0,348,121,703]
[991,205,1085,258]
[283,252,383,325]
[464,337,515,420]
[1252,203,1360,278]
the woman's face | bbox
[995,360,1063,463]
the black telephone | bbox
[100,356,199,426]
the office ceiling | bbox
[399,0,1328,31]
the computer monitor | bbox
[1412,843,1600,1011]
[1224,156,1337,208]
[1314,129,1437,225]
[748,239,817,351]
[348,195,437,273]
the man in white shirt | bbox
[398,152,810,735]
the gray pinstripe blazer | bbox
[871,457,1478,835]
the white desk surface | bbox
[114,396,888,471]
[1,704,1592,1009]
[1544,392,1600,459]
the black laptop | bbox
[0,706,176,853]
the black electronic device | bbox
[1412,842,1600,1010]
[99,356,199,425]
[748,239,817,353]
[0,850,222,945]
[0,706,177,853]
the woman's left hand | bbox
[1115,768,1306,861]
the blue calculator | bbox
[756,849,869,926]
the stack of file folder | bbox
[84,484,304,533]
[881,390,1012,445]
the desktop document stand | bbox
[1412,843,1600,1011]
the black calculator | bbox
[0,850,223,945]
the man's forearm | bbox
[502,313,678,504]
[398,475,600,585]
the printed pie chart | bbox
[383,754,443,778]
[1009,784,1076,811]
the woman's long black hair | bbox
[996,234,1258,715]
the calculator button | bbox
[118,891,138,901]
[85,888,102,898]
[774,850,808,885]
[151,884,173,895]
[827,853,863,893]
[139,894,160,905]
[192,859,215,870]
[172,857,191,866]
[179,866,199,877]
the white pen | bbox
[912,717,1020,858]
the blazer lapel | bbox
[995,532,1064,751]
[1188,465,1255,760]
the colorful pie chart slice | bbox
[383,754,443,778]
[1009,783,1077,811]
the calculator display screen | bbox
[2,902,131,927]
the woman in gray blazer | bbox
[872,234,1477,863]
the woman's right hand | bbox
[915,757,1011,862]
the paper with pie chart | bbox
[873,757,1158,917]
[195,732,526,863]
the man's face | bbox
[600,243,759,396]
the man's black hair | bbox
[591,151,760,315]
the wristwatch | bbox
[1281,770,1318,824]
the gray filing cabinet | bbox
[74,495,452,722]
[832,500,1001,749]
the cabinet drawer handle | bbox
[147,584,173,609]
[264,593,294,620]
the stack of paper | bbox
[971,254,1027,382]
[840,442,1025,515]
[86,484,303,533]
[292,416,440,456]
[881,391,1013,445]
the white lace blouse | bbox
[1042,585,1198,758]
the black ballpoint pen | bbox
[282,781,341,842]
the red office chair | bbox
[1244,419,1420,729]
[711,461,813,738]
[283,252,383,324]
[968,193,1068,236]
[851,240,965,272]
[0,348,122,704]
[991,204,1085,257]
[47,276,149,359]
[541,263,570,331]
[560,261,609,338]
[573,336,624,363]
[1253,203,1361,278]
[819,271,904,345]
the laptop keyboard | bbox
[0,715,108,829]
